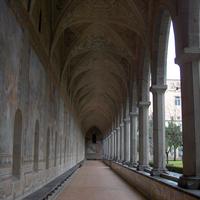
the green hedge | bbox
[149,162,183,174]
[166,165,183,174]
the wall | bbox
[104,161,200,200]
[0,1,85,199]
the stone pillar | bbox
[111,132,114,160]
[108,136,111,160]
[112,131,115,160]
[117,127,120,161]
[178,60,200,189]
[130,111,138,166]
[107,137,109,160]
[105,137,108,160]
[150,85,167,175]
[137,101,151,170]
[120,123,124,161]
[124,117,130,164]
[113,129,117,160]
[115,128,118,161]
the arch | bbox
[12,109,23,178]
[33,120,39,172]
[151,9,171,85]
[46,128,50,169]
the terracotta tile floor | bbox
[56,161,146,200]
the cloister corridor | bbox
[56,161,145,200]
[1,0,200,200]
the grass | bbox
[167,160,183,168]
[150,160,183,173]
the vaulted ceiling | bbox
[50,0,149,133]
[28,0,152,134]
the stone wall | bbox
[0,1,85,199]
[104,161,200,200]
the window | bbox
[92,133,97,144]
[27,0,32,12]
[175,96,181,106]
[38,10,42,32]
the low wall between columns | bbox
[104,160,200,200]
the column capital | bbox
[150,85,167,94]
[124,117,130,123]
[116,127,120,130]
[130,111,139,116]
[138,101,151,108]
[175,47,200,66]
[120,123,124,127]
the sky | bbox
[167,23,180,80]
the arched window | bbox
[12,109,22,178]
[27,0,32,12]
[92,133,97,144]
[46,128,50,169]
[38,9,42,32]
[33,120,39,172]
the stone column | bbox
[112,131,115,160]
[117,127,120,161]
[178,60,200,189]
[107,137,109,160]
[111,132,114,160]
[120,123,124,161]
[137,101,151,171]
[124,117,130,164]
[115,128,118,161]
[108,136,111,160]
[113,129,117,160]
[104,138,107,159]
[150,85,167,175]
[130,110,138,166]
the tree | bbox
[165,119,182,163]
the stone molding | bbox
[124,117,130,123]
[130,111,139,117]
[175,47,200,65]
[120,123,124,127]
[150,85,167,94]
[138,101,151,108]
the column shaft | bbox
[151,85,167,175]
[130,111,138,166]
[178,61,200,189]
[124,117,130,163]
[138,102,150,170]
[120,123,124,161]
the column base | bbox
[128,162,138,168]
[178,175,200,189]
[137,164,149,171]
[122,161,130,166]
[150,168,168,176]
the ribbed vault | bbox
[52,0,147,134]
